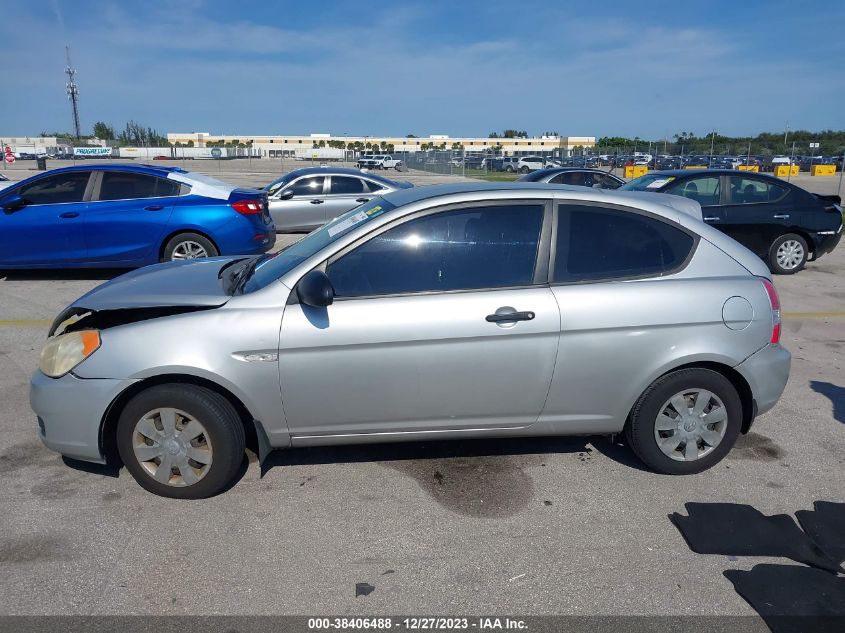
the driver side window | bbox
[326,204,545,298]
[288,176,325,197]
[16,171,92,205]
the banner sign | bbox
[73,147,112,157]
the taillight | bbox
[231,199,263,215]
[760,278,781,344]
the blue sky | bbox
[1,0,843,139]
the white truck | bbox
[357,154,403,170]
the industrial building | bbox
[165,132,597,157]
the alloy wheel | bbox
[171,240,209,260]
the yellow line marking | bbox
[0,319,52,326]
[782,311,845,318]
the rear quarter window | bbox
[554,204,696,282]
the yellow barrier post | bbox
[683,165,706,170]
[737,165,759,172]
[811,164,836,176]
[773,165,790,178]
[624,165,648,179]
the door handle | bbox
[310,199,324,205]
[703,216,720,222]
[486,311,535,323]
[144,205,164,211]
[773,214,790,219]
[356,198,370,203]
[59,211,79,219]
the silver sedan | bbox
[263,167,412,231]
[31,183,791,497]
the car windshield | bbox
[264,173,297,195]
[240,198,396,294]
[619,174,677,192]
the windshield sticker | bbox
[327,210,369,237]
[364,205,383,217]
[646,177,675,189]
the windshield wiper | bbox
[220,257,256,295]
[234,254,271,294]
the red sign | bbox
[3,154,14,164]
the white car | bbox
[517,156,546,173]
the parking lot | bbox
[0,160,843,617]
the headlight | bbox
[39,330,101,378]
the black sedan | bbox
[517,167,625,189]
[621,170,843,274]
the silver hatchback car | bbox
[31,183,791,498]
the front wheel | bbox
[625,368,742,475]
[520,166,530,173]
[768,233,808,274]
[116,384,246,498]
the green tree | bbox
[92,121,115,140]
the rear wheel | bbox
[116,384,245,498]
[162,232,218,262]
[625,368,742,475]
[520,166,530,173]
[768,233,807,274]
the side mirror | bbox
[297,270,334,307]
[277,189,295,200]
[1,194,25,212]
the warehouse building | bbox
[165,132,596,157]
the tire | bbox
[520,166,530,174]
[767,233,808,275]
[625,368,742,475]
[505,166,514,173]
[116,384,246,498]
[162,232,218,262]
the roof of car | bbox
[33,163,189,177]
[380,181,702,219]
[647,169,781,178]
[278,166,392,179]
[534,167,619,174]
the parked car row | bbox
[0,165,420,268]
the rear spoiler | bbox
[812,193,842,205]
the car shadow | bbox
[809,381,845,424]
[0,268,131,282]
[262,434,598,471]
[61,455,121,478]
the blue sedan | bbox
[0,164,275,268]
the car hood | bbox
[71,257,238,311]
[49,257,241,336]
